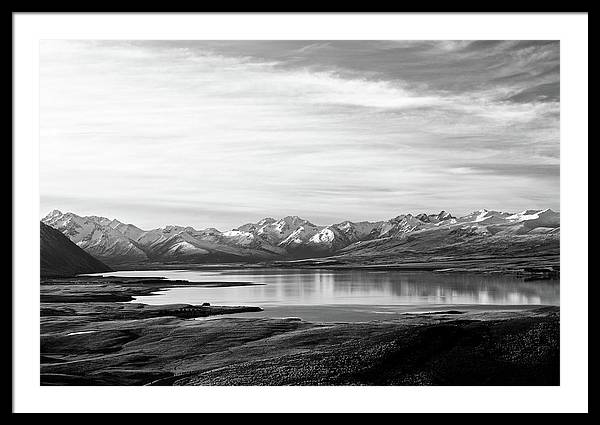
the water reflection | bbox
[94,268,560,308]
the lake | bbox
[87,268,560,322]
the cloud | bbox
[39,40,560,229]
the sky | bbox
[39,40,559,231]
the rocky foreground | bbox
[40,277,559,386]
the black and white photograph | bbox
[13,13,588,413]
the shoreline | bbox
[40,275,559,386]
[94,255,560,281]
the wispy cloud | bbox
[40,40,559,230]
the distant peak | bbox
[44,209,63,219]
[280,215,308,224]
[415,213,430,222]
[84,214,111,223]
[437,210,454,220]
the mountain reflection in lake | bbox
[92,269,559,321]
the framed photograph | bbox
[13,12,588,413]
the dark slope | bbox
[40,222,112,277]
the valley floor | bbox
[40,276,559,386]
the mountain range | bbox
[41,208,560,267]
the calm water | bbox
[88,268,560,322]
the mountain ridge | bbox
[40,222,112,277]
[41,208,560,266]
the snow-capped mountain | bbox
[42,210,148,263]
[237,217,277,233]
[107,219,145,241]
[278,225,322,249]
[242,216,321,246]
[373,210,456,238]
[42,210,286,265]
[456,209,513,225]
[42,208,559,265]
[333,220,384,242]
[336,208,560,266]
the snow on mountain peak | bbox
[437,210,453,220]
[45,209,63,219]
[41,208,559,264]
[201,227,222,235]
[506,208,560,228]
[279,215,311,226]
[309,228,335,244]
[474,210,490,222]
[415,213,431,223]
